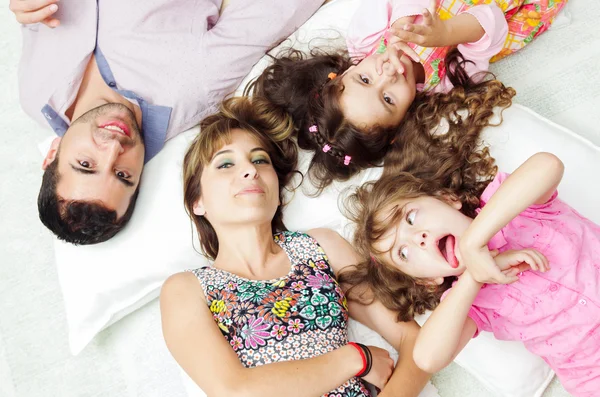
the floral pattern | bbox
[192,231,371,397]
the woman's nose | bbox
[242,164,258,179]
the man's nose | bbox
[100,139,125,168]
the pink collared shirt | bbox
[345,0,508,92]
[18,0,323,161]
[465,173,600,396]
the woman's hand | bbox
[361,345,395,390]
[388,0,451,48]
[494,249,549,275]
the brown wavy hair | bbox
[182,97,298,259]
[338,131,498,321]
[247,47,514,193]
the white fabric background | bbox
[1,1,599,396]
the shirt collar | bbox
[94,47,172,163]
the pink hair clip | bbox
[322,144,331,153]
[343,155,352,166]
[309,125,318,133]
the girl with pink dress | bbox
[343,152,599,396]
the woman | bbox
[160,97,429,396]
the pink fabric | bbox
[345,0,507,92]
[465,172,600,397]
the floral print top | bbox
[192,231,371,397]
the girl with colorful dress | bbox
[342,152,599,397]
[160,97,430,397]
[249,0,565,191]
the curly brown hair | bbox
[247,47,515,194]
[182,96,298,259]
[338,128,498,321]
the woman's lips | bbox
[237,187,265,195]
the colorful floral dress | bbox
[191,231,372,397]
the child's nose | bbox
[414,231,428,247]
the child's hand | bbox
[457,241,519,285]
[494,249,550,275]
[389,0,451,48]
[376,42,420,75]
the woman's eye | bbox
[252,158,270,165]
[406,210,416,225]
[217,162,233,169]
[383,94,394,105]
[360,75,370,84]
[79,160,91,168]
[399,246,409,261]
[115,170,131,179]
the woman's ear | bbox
[193,198,206,216]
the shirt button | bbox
[579,299,587,305]
[549,284,558,292]
[108,82,116,87]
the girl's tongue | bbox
[439,235,459,268]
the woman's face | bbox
[193,128,280,229]
[340,51,417,129]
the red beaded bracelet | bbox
[348,342,367,377]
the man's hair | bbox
[38,156,140,245]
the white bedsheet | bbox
[1,1,598,396]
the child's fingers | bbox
[387,51,405,74]
[394,42,420,63]
[531,249,550,272]
[376,52,390,75]
[389,28,423,46]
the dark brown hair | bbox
[38,153,140,245]
[248,48,514,193]
[182,97,298,259]
[338,132,498,321]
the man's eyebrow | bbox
[70,164,135,188]
[115,176,135,188]
[70,164,96,175]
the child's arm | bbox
[346,0,429,59]
[413,249,546,373]
[413,272,480,373]
[391,1,507,55]
[460,152,564,284]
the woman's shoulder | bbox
[160,271,206,306]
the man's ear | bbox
[42,137,61,170]
[193,198,206,216]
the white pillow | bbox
[50,128,208,355]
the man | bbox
[11,0,323,245]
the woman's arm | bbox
[160,272,366,397]
[460,152,564,283]
[412,272,480,373]
[309,228,430,397]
